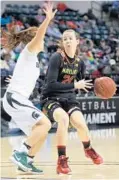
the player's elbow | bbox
[46,81,57,92]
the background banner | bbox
[77,97,119,125]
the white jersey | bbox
[7,46,40,98]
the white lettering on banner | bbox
[100,113,105,123]
[88,101,92,110]
[100,102,105,109]
[112,101,116,109]
[82,102,86,110]
[94,101,99,110]
[84,112,116,124]
[79,100,116,110]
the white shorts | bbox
[3,91,43,136]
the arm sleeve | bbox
[76,60,86,80]
[46,52,74,91]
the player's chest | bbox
[59,62,79,83]
[60,62,78,76]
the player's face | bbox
[62,31,79,51]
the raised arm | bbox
[28,2,57,53]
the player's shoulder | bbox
[49,52,63,68]
[21,45,37,56]
[50,52,63,64]
[77,58,84,65]
[76,58,85,70]
[51,51,63,59]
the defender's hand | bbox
[43,1,57,21]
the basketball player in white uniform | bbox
[2,2,57,174]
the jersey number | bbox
[62,75,74,84]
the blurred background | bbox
[1,1,119,137]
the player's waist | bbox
[41,92,76,101]
[7,87,32,98]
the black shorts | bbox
[41,97,81,123]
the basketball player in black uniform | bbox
[41,29,103,174]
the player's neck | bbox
[64,49,75,58]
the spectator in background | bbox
[112,1,119,10]
[114,47,119,63]
[7,16,24,32]
[1,13,11,26]
[100,39,111,56]
[57,2,68,12]
[0,52,16,75]
[46,21,62,39]
[35,8,45,23]
[110,1,119,19]
[102,59,119,75]
[109,27,117,36]
[81,15,93,30]
[25,17,39,28]
[80,44,99,75]
[0,47,16,61]
[87,9,97,20]
[0,56,10,77]
[0,53,14,86]
[47,40,58,54]
[66,21,78,30]
[38,52,49,76]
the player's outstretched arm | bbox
[28,1,57,53]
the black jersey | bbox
[42,51,86,99]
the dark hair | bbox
[58,29,80,57]
[1,26,38,50]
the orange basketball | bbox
[94,77,117,99]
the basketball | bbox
[94,77,117,99]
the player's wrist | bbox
[74,82,78,89]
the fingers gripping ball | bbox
[94,77,117,99]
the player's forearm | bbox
[27,17,51,53]
[35,17,51,41]
[47,81,74,91]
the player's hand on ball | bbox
[74,79,93,92]
[43,1,57,21]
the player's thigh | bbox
[70,109,88,129]
[3,92,50,135]
[65,100,88,128]
[43,100,69,124]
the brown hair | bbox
[58,29,80,57]
[1,26,38,50]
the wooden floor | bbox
[1,127,119,180]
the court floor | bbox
[1,127,119,180]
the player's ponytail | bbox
[1,26,38,50]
